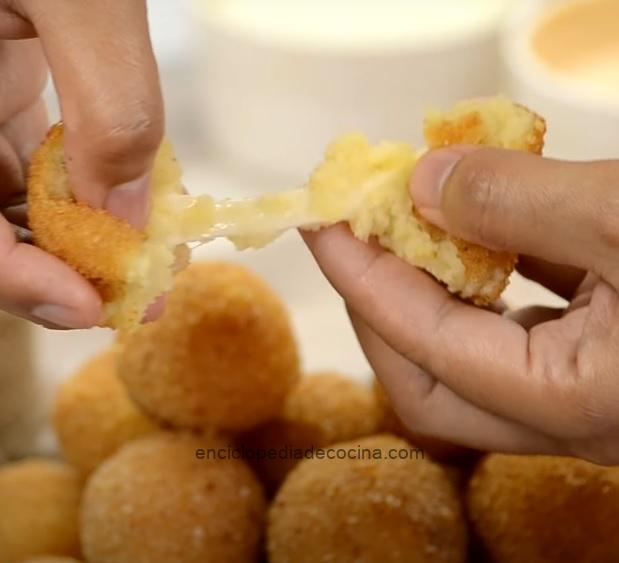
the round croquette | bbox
[467,454,619,563]
[53,347,158,476]
[118,262,300,432]
[0,459,81,563]
[244,372,381,493]
[81,432,266,563]
[268,434,468,563]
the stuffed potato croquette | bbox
[119,262,300,432]
[244,372,381,493]
[81,432,266,563]
[0,459,81,563]
[27,124,193,330]
[467,454,619,563]
[268,434,467,563]
[53,347,157,476]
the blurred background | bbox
[4,0,618,457]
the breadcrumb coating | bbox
[53,347,157,477]
[0,458,81,563]
[22,558,82,563]
[80,432,266,563]
[243,372,381,493]
[118,262,300,432]
[467,454,619,563]
[268,434,467,563]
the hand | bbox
[0,0,162,328]
[304,146,619,464]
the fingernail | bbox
[105,173,151,230]
[31,304,83,329]
[409,148,465,229]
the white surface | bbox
[194,0,512,184]
[201,0,512,49]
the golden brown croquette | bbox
[118,262,300,432]
[268,434,468,563]
[0,459,81,563]
[243,372,381,493]
[53,347,158,476]
[467,454,619,563]
[80,432,266,563]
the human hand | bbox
[304,146,619,464]
[0,0,162,328]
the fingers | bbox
[16,0,164,228]
[302,225,586,436]
[0,217,101,328]
[410,147,619,282]
[350,309,560,453]
[0,39,46,123]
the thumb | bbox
[19,0,163,230]
[410,146,619,276]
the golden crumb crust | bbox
[467,454,619,562]
[118,262,300,432]
[80,432,266,563]
[268,434,467,563]
[243,372,381,493]
[22,558,82,563]
[0,458,81,563]
[422,98,546,304]
[28,124,143,306]
[53,347,157,477]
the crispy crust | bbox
[423,105,547,304]
[27,124,143,310]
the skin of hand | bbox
[0,0,163,329]
[303,146,619,464]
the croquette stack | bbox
[1,261,619,562]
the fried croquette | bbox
[243,372,381,493]
[467,454,619,563]
[268,434,468,563]
[22,558,82,563]
[118,262,300,432]
[29,98,545,328]
[53,347,157,476]
[27,124,197,330]
[80,432,266,563]
[0,459,81,563]
[373,378,472,462]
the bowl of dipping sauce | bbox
[502,0,619,160]
[194,0,514,183]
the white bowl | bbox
[502,0,619,160]
[194,0,514,184]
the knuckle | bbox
[81,102,164,166]
[451,155,507,246]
